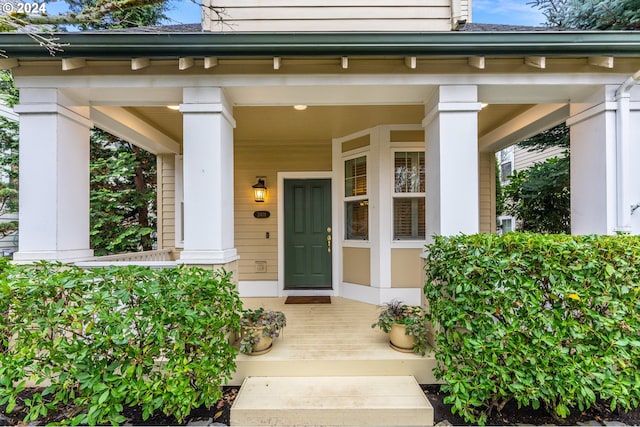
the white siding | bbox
[203,0,468,32]
[514,145,567,172]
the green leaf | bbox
[98,389,110,405]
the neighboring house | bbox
[0,103,18,255]
[0,2,639,306]
[496,143,568,233]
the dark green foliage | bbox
[90,129,157,255]
[503,156,570,234]
[65,0,169,30]
[531,0,640,30]
[0,263,242,425]
[495,158,505,219]
[0,71,19,238]
[517,123,569,152]
[424,233,640,425]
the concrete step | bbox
[230,355,439,385]
[230,376,434,427]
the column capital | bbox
[422,85,480,128]
[14,103,93,129]
[180,87,235,128]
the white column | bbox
[423,85,481,239]
[13,88,93,262]
[567,86,618,235]
[568,84,640,235]
[178,87,238,264]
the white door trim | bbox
[277,171,337,297]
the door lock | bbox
[327,234,332,253]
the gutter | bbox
[614,69,640,232]
[1,31,640,58]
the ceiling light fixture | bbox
[167,105,180,110]
[293,105,308,111]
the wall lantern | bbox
[252,178,267,202]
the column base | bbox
[178,249,239,265]
[12,249,95,264]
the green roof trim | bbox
[2,31,640,58]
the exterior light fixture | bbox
[293,105,308,111]
[252,178,267,202]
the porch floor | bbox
[228,297,439,385]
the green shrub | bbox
[0,263,242,425]
[424,233,640,425]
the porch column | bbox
[423,86,482,239]
[13,88,93,262]
[568,83,640,235]
[178,87,238,264]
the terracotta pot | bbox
[241,326,273,355]
[389,323,415,353]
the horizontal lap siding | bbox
[205,0,461,31]
[235,140,332,282]
[514,145,567,172]
[478,152,496,234]
[157,154,176,250]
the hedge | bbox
[424,233,640,425]
[0,263,242,425]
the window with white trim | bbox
[498,146,514,184]
[393,151,425,240]
[344,155,368,240]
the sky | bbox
[46,0,548,28]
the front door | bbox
[284,179,332,289]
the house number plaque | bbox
[253,211,271,219]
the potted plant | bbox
[372,299,429,355]
[239,307,287,355]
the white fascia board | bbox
[91,106,180,155]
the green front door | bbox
[284,179,332,289]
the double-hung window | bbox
[393,151,425,240]
[344,155,368,240]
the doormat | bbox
[284,296,331,304]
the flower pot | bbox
[389,323,415,353]
[241,326,273,355]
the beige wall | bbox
[235,140,332,282]
[391,248,423,288]
[343,247,371,286]
[203,0,468,32]
[157,154,176,250]
[479,152,496,234]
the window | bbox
[498,216,515,235]
[498,147,514,183]
[393,151,425,240]
[345,156,368,240]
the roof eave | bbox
[3,31,640,58]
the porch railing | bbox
[75,249,178,268]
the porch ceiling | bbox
[124,102,544,149]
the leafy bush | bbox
[424,233,640,425]
[0,263,242,425]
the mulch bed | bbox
[2,385,639,426]
[423,385,640,426]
